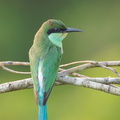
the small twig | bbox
[59,68,88,78]
[109,84,119,88]
[92,61,120,77]
[0,61,30,66]
[59,61,120,77]
[71,73,88,78]
[60,60,93,67]
[1,65,31,74]
[0,61,31,74]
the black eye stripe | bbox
[47,28,60,35]
[47,28,66,35]
[47,29,54,35]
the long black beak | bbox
[64,28,83,33]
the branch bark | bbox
[1,61,120,96]
[1,76,120,96]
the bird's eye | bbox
[47,28,62,35]
[54,28,61,32]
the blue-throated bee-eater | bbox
[29,19,82,120]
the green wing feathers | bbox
[29,45,62,105]
[29,47,40,104]
[42,46,62,105]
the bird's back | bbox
[29,35,62,105]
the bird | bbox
[29,19,82,120]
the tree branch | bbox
[59,61,120,77]
[1,61,120,96]
[0,61,30,74]
[1,76,120,96]
[0,78,32,93]
[57,76,120,96]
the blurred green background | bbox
[1,0,120,120]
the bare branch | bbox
[1,77,120,96]
[0,78,65,93]
[57,75,120,96]
[0,61,30,66]
[60,60,93,67]
[91,61,120,77]
[0,61,30,74]
[59,68,87,78]
[1,65,31,74]
[59,61,120,77]
[0,78,32,93]
[1,61,120,96]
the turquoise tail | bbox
[38,104,48,120]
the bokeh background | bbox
[1,0,120,120]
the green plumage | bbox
[29,20,64,105]
[29,19,82,120]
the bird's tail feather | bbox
[38,104,48,120]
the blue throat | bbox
[38,104,48,120]
[48,33,68,47]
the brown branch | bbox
[1,77,120,96]
[1,61,120,95]
[60,60,93,67]
[0,61,30,74]
[91,61,120,77]
[59,61,120,77]
[0,61,30,66]
[1,65,31,74]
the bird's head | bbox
[41,19,83,47]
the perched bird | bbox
[29,19,82,120]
